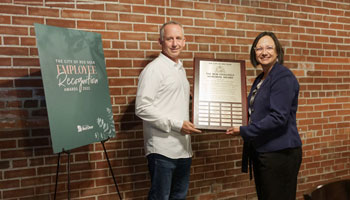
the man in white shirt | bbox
[135,21,201,200]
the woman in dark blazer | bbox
[227,32,302,200]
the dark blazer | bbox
[240,63,302,153]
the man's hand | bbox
[181,121,202,134]
[226,126,240,136]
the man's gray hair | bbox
[159,21,185,42]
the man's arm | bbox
[135,66,186,133]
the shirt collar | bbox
[159,53,183,69]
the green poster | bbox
[35,23,115,153]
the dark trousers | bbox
[252,147,302,200]
[147,153,192,200]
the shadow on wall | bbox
[116,97,151,198]
[0,69,76,199]
[0,70,113,199]
[0,53,158,199]
[112,56,157,198]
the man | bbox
[135,21,201,200]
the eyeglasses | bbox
[254,46,275,54]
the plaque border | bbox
[192,57,248,130]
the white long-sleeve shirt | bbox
[135,53,192,159]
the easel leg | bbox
[67,151,71,200]
[54,152,61,200]
[101,140,122,200]
[54,150,71,200]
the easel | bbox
[54,149,71,200]
[54,138,122,200]
[101,138,122,200]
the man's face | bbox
[159,24,186,62]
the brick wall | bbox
[1,0,349,199]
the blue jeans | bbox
[147,153,192,200]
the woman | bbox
[227,32,302,200]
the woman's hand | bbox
[226,126,240,136]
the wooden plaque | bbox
[193,58,248,130]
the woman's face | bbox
[255,36,278,67]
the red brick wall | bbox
[1,0,350,199]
